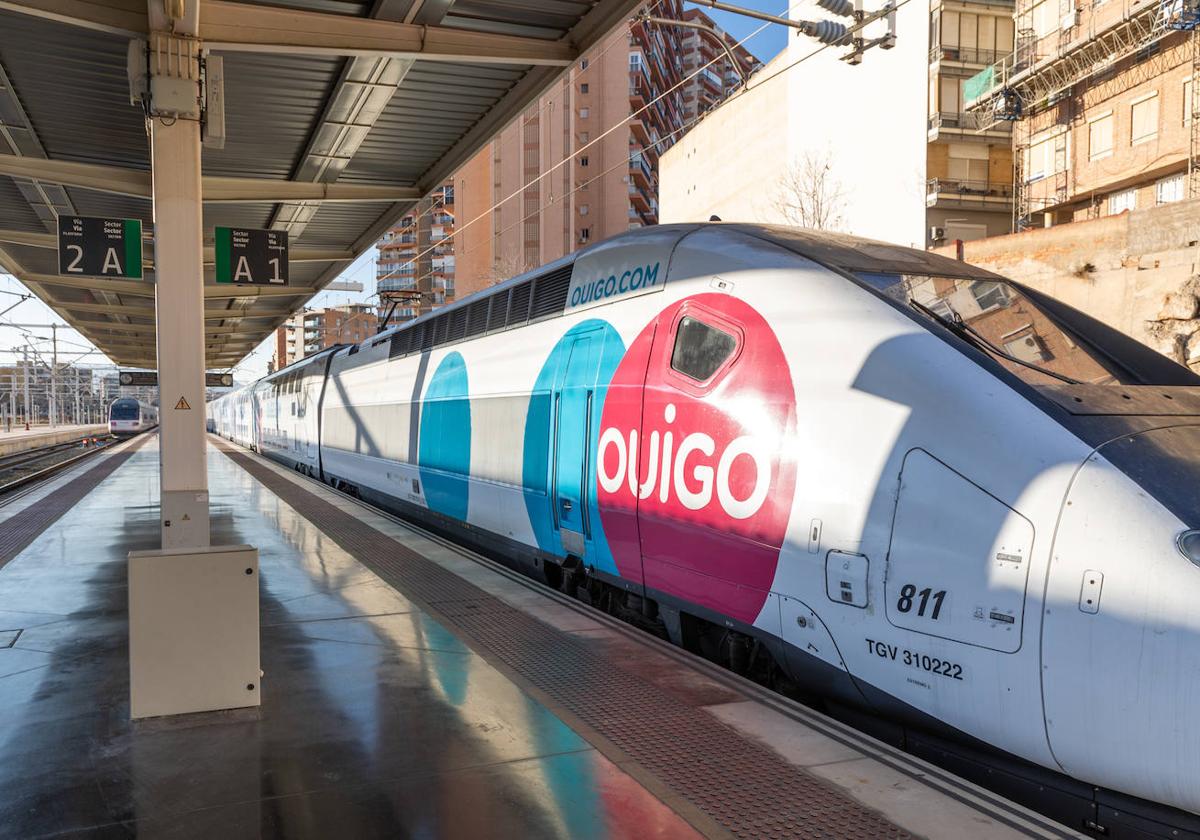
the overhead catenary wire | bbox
[399,111,721,294]
[373,1,798,291]
[373,0,677,256]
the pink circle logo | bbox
[596,294,798,625]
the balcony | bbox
[926,177,1014,208]
[927,110,1012,139]
[629,154,653,190]
[929,45,1005,66]
[629,187,653,216]
[378,277,418,294]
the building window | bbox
[579,204,590,216]
[579,156,589,167]
[1088,112,1113,160]
[1185,78,1194,125]
[1131,92,1159,145]
[579,227,590,242]
[579,107,590,119]
[1024,134,1064,182]
[580,58,589,70]
[580,83,589,94]
[579,131,589,142]
[1157,173,1186,204]
[1029,0,1058,37]
[1109,188,1137,214]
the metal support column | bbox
[149,8,209,548]
[49,323,57,428]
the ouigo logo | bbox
[597,402,773,520]
[596,294,798,625]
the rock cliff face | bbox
[934,199,1200,374]
[1145,280,1200,369]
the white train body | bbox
[109,397,158,437]
[209,225,1200,831]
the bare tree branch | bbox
[771,150,848,231]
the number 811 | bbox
[896,584,946,620]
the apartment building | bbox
[926,0,1018,246]
[270,303,378,370]
[444,3,754,300]
[677,7,759,122]
[368,5,754,312]
[375,182,455,321]
[448,2,686,299]
[966,0,1197,229]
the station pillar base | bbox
[161,489,211,550]
[128,544,260,720]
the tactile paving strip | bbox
[0,436,151,569]
[218,441,914,840]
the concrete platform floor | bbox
[0,437,1081,839]
[0,439,696,839]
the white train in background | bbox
[210,224,1200,839]
[108,397,157,437]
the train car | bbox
[108,397,158,437]
[210,224,1200,836]
[254,347,341,475]
[218,384,258,450]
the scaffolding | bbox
[1190,28,1200,196]
[964,0,1193,228]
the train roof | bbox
[728,224,1001,281]
[364,223,1001,351]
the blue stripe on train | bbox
[418,351,471,521]
[522,321,625,576]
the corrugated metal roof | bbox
[0,178,43,232]
[201,53,344,180]
[0,0,642,368]
[0,13,149,170]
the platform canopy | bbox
[0,0,636,369]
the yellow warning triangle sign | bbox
[174,396,191,410]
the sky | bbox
[689,0,791,64]
[0,1,800,386]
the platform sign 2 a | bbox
[57,216,143,279]
[214,227,288,285]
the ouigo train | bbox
[209,224,1200,837]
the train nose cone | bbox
[1041,423,1200,814]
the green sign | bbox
[214,227,288,285]
[58,216,143,279]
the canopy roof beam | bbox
[0,157,420,203]
[0,0,576,65]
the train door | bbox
[630,297,797,627]
[552,329,601,558]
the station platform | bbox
[0,434,1083,839]
[0,423,109,457]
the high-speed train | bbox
[108,397,158,437]
[210,224,1200,837]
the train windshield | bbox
[865,273,1138,386]
[111,401,139,420]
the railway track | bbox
[0,433,117,504]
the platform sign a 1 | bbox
[57,216,143,279]
[214,227,288,285]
